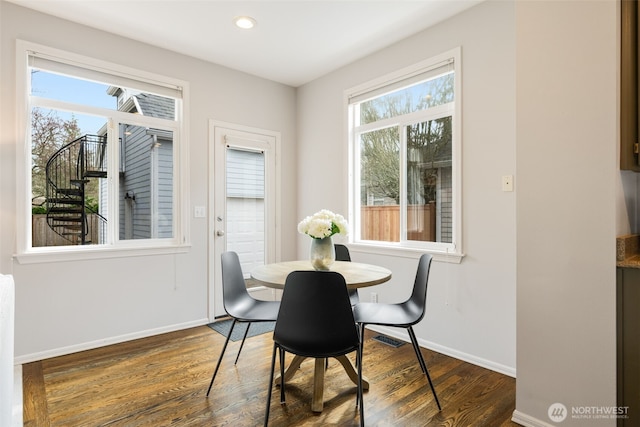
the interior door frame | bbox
[208,120,281,320]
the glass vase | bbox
[310,236,335,271]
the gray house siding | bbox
[155,136,173,238]
[119,124,151,239]
[118,125,173,240]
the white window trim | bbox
[14,40,191,264]
[345,47,463,264]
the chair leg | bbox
[234,322,252,364]
[355,328,361,409]
[206,318,237,396]
[407,326,427,375]
[355,322,366,411]
[357,346,364,427]
[264,343,278,427]
[279,347,286,403]
[358,323,366,371]
[407,326,441,410]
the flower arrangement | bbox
[297,209,349,240]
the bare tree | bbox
[359,72,454,205]
[31,108,82,203]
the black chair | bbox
[264,270,364,427]
[335,244,359,305]
[206,251,280,396]
[353,253,441,410]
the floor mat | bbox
[208,318,275,341]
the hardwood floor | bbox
[23,325,518,426]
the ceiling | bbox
[8,0,481,87]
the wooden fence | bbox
[361,203,436,242]
[32,214,100,247]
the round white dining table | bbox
[250,260,392,290]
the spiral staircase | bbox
[45,134,108,245]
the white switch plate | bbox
[502,175,514,192]
[194,206,206,218]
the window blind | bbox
[348,58,454,105]
[28,52,182,100]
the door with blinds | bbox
[209,122,279,318]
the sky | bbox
[31,70,115,134]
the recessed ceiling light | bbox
[233,16,256,30]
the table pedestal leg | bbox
[334,355,369,390]
[275,354,370,413]
[276,354,305,383]
[311,358,326,412]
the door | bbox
[209,121,279,318]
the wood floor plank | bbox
[22,325,518,426]
[22,361,50,427]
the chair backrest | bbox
[335,244,360,304]
[220,251,253,318]
[274,270,359,357]
[334,244,351,262]
[405,253,434,325]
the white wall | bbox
[297,0,517,375]
[515,1,617,426]
[0,1,298,361]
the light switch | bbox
[194,206,206,218]
[502,175,514,192]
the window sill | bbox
[14,243,191,265]
[347,242,464,264]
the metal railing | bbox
[44,135,107,245]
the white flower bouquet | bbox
[297,209,349,239]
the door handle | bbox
[216,230,225,237]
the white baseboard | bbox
[14,318,210,365]
[364,325,516,378]
[511,410,554,427]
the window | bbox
[16,41,189,260]
[347,48,461,260]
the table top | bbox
[250,260,392,290]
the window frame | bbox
[15,40,190,264]
[346,47,463,263]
